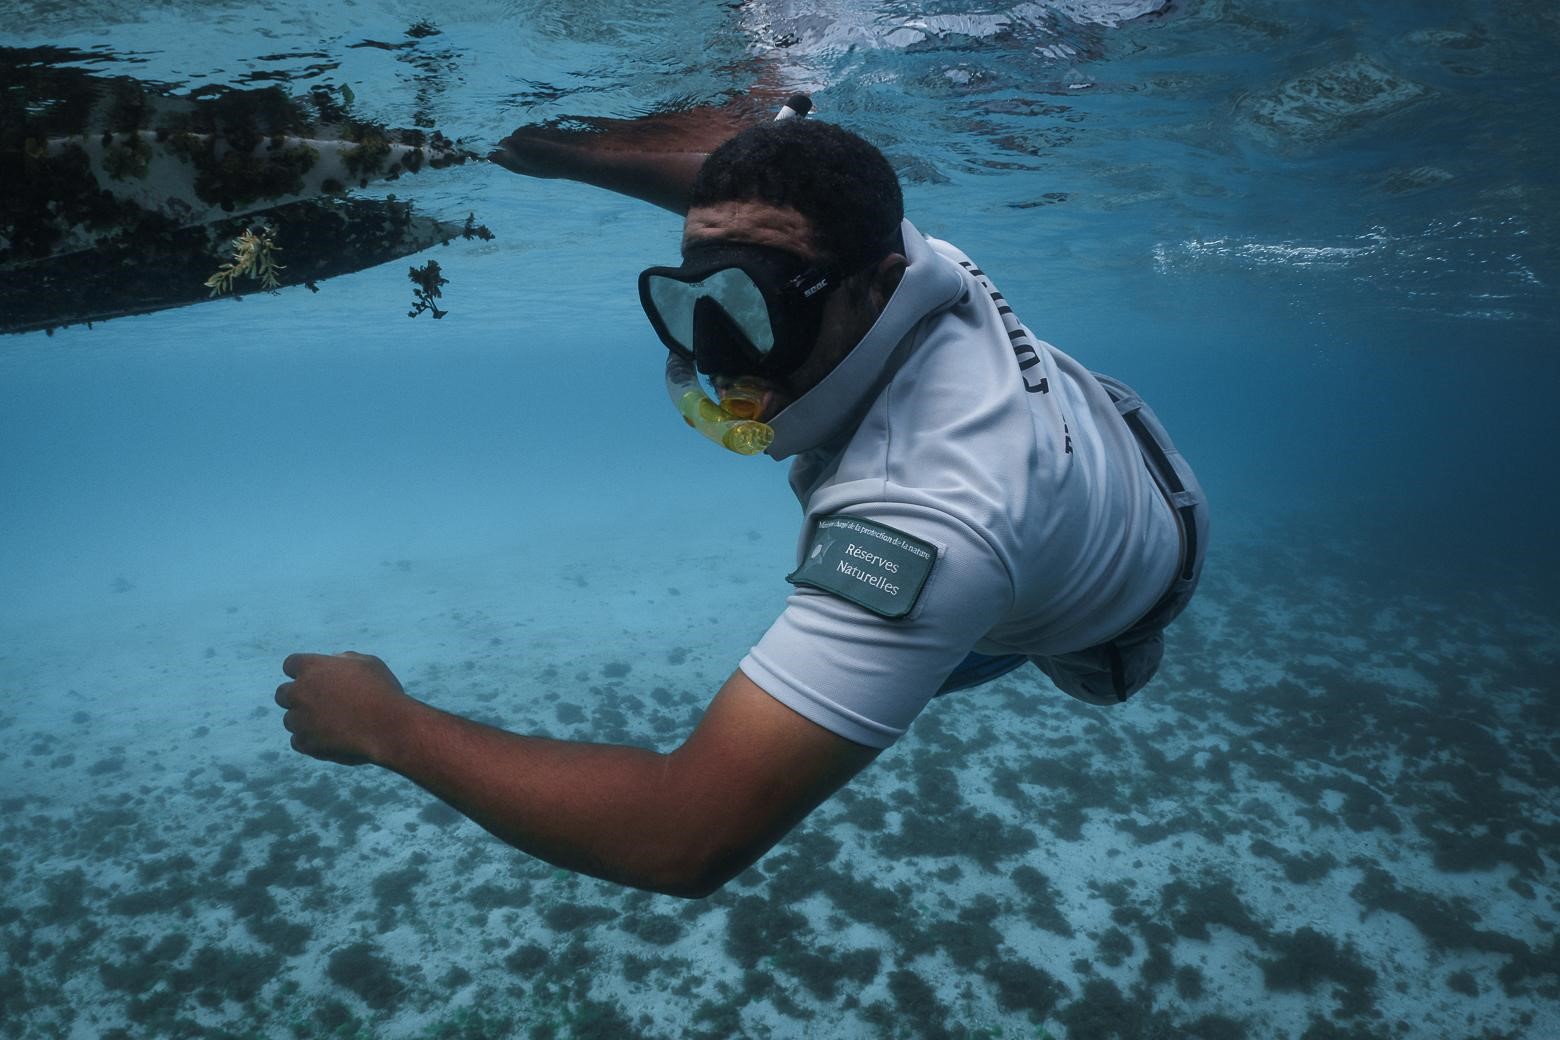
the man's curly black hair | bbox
[689,119,903,272]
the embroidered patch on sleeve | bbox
[787,514,938,619]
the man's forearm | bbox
[556,150,710,214]
[377,701,713,896]
[488,132,710,214]
[278,655,869,899]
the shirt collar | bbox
[764,219,966,459]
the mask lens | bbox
[644,267,776,357]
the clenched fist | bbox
[275,652,422,766]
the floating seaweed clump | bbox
[408,259,448,318]
[204,225,284,296]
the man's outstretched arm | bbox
[486,96,776,214]
[276,652,879,898]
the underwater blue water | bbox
[1,2,1557,1038]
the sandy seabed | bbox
[1,519,1555,1040]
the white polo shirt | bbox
[739,220,1180,748]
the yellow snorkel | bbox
[665,352,774,455]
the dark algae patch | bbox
[1259,927,1378,1018]
[326,941,408,1012]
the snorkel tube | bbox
[773,93,813,121]
[665,352,774,455]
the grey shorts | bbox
[938,372,1209,705]
[1033,372,1209,704]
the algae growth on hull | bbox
[0,46,483,335]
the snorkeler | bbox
[276,108,1207,897]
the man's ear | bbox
[869,253,909,311]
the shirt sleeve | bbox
[739,501,1014,748]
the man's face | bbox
[681,201,901,420]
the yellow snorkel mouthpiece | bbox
[665,353,774,456]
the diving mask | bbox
[638,241,846,381]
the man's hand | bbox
[487,124,593,180]
[275,652,422,766]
